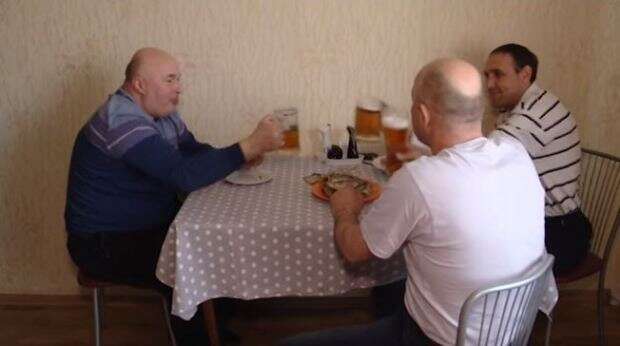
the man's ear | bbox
[419,102,432,130]
[519,65,533,84]
[133,77,147,95]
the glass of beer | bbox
[381,111,410,174]
[355,97,384,141]
[274,107,299,150]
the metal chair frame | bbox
[79,271,177,346]
[456,255,555,346]
[550,148,620,346]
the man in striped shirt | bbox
[484,43,591,273]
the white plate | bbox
[372,151,428,174]
[225,169,272,185]
[325,157,363,169]
[356,134,382,142]
[371,155,388,174]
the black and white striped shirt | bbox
[495,83,582,217]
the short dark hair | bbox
[124,57,139,82]
[491,43,538,82]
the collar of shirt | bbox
[496,83,543,126]
[512,82,543,112]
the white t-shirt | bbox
[361,133,546,345]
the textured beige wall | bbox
[0,0,618,294]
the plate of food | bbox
[303,172,381,203]
[226,169,272,185]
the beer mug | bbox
[274,107,299,150]
[355,97,384,140]
[381,110,410,173]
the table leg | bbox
[202,300,220,346]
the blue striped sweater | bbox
[65,89,245,234]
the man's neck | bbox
[429,125,483,154]
[501,82,534,112]
[120,82,137,100]
[120,83,153,119]
[498,98,521,113]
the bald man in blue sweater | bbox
[65,47,282,345]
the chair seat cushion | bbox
[77,269,116,288]
[555,252,603,284]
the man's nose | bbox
[486,76,496,89]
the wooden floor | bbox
[1,289,618,345]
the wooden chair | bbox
[456,255,555,346]
[77,269,177,346]
[203,301,221,346]
[553,148,620,346]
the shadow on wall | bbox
[583,7,620,153]
[1,58,112,293]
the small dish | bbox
[371,155,388,174]
[325,157,363,169]
[225,169,272,185]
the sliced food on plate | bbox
[303,172,381,203]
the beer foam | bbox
[356,97,384,111]
[382,115,409,129]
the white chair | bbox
[456,255,555,346]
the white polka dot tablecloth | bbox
[156,155,406,320]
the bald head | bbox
[124,47,177,82]
[122,47,182,118]
[413,58,484,123]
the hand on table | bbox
[329,186,364,221]
[244,155,264,168]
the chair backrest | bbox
[579,149,620,261]
[456,255,554,346]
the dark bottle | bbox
[327,145,343,159]
[346,126,359,159]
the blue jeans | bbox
[279,304,436,346]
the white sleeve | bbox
[360,168,430,259]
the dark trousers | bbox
[545,209,592,274]
[279,303,437,346]
[67,229,210,346]
[372,279,407,318]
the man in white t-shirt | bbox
[281,58,548,345]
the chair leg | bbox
[597,274,606,346]
[99,288,105,329]
[544,311,553,346]
[93,287,104,346]
[202,300,220,346]
[160,295,177,346]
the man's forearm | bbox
[178,130,214,154]
[123,136,245,192]
[333,210,372,264]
